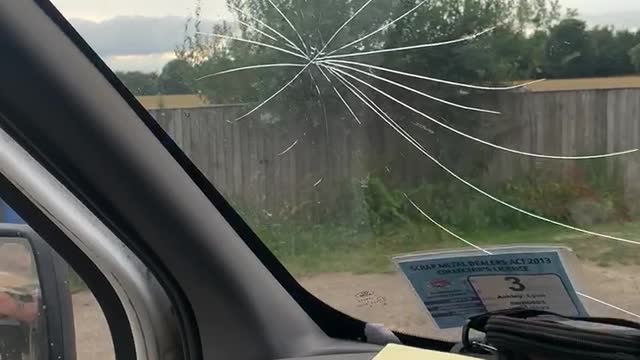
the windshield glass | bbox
[53,0,640,342]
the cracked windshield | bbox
[56,0,640,342]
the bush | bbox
[361,164,627,234]
[362,177,412,234]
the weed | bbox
[231,168,637,276]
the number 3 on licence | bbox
[504,276,526,292]
[468,274,581,315]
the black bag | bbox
[462,308,640,360]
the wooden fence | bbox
[149,88,640,221]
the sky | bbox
[49,0,640,20]
[52,0,231,21]
[51,0,640,72]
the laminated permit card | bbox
[393,246,587,329]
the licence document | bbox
[394,247,588,329]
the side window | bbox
[0,200,114,360]
[0,237,42,359]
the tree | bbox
[522,30,550,78]
[544,18,594,78]
[590,27,636,77]
[631,43,640,73]
[184,0,568,107]
[115,71,159,96]
[176,0,232,66]
[158,59,195,95]
[515,0,563,30]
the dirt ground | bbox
[73,291,115,360]
[72,263,640,359]
[302,263,640,340]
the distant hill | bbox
[582,11,640,30]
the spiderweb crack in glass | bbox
[317,27,497,60]
[196,32,308,60]
[237,20,278,42]
[325,61,504,114]
[196,63,306,81]
[317,64,361,125]
[229,4,306,54]
[277,139,299,157]
[323,59,547,91]
[325,64,638,160]
[328,65,640,247]
[194,0,640,321]
[325,0,429,56]
[196,17,637,158]
[202,0,376,123]
[267,0,310,56]
[327,62,640,320]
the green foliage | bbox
[179,0,569,107]
[115,71,159,96]
[591,27,637,77]
[543,18,594,78]
[224,159,635,275]
[115,61,198,96]
[175,0,232,66]
[158,59,195,94]
[521,30,550,78]
[379,0,561,85]
[359,162,627,234]
[362,177,412,234]
[116,1,640,99]
[242,174,639,275]
[514,0,562,30]
[540,21,640,78]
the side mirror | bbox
[0,224,75,360]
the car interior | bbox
[1,1,639,359]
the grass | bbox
[258,221,640,277]
[62,217,640,293]
[63,219,640,286]
[243,164,640,276]
[62,220,640,292]
[469,222,640,267]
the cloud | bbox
[582,11,640,30]
[70,16,222,57]
[560,0,640,15]
[69,7,638,73]
[105,52,177,73]
[51,0,230,22]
